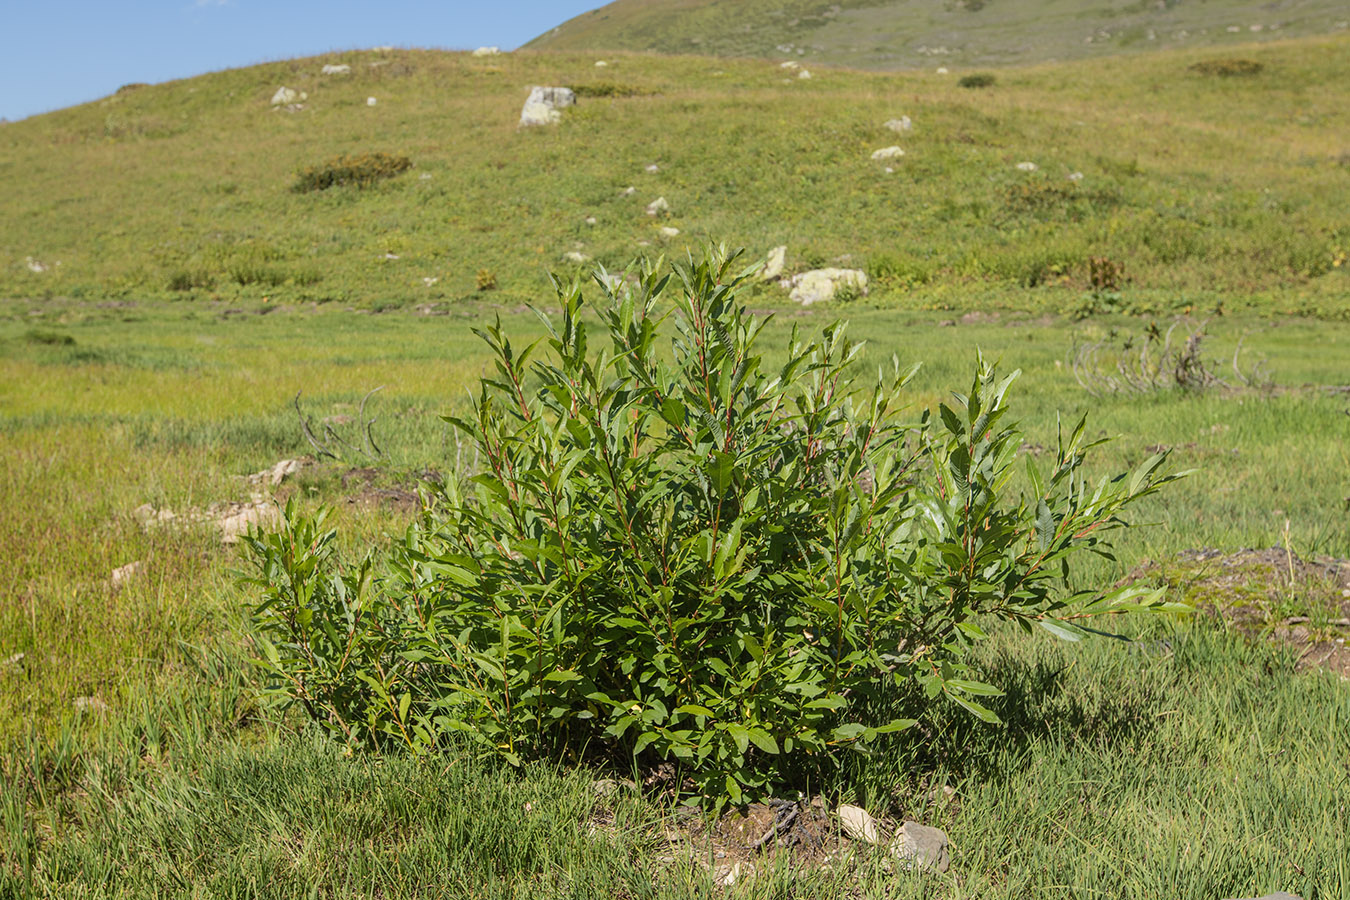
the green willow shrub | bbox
[245,247,1184,804]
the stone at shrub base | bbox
[837,804,881,843]
[889,821,951,873]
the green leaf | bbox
[1038,618,1086,641]
[746,728,779,755]
[945,678,1004,697]
[948,692,1001,724]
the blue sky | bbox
[0,1,604,121]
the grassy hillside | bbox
[2,37,1348,314]
[530,0,1350,70]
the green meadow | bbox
[1,29,1349,899]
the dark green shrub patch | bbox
[571,82,650,98]
[1189,58,1264,77]
[958,73,997,88]
[245,247,1183,805]
[292,152,413,193]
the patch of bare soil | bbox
[1121,547,1350,679]
[339,466,424,513]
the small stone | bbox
[780,60,801,70]
[838,804,882,844]
[885,116,912,132]
[620,186,636,196]
[871,146,905,160]
[367,97,378,106]
[645,196,670,216]
[109,560,145,592]
[645,164,660,173]
[659,226,680,238]
[270,86,306,106]
[718,861,753,886]
[797,69,812,79]
[321,64,351,75]
[889,821,950,873]
[936,67,949,74]
[1068,171,1084,182]
[1016,161,1039,172]
[584,216,597,225]
[472,46,501,57]
[422,277,439,287]
[762,245,787,280]
[594,60,608,67]
[564,251,590,263]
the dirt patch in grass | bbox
[1122,547,1350,678]
[339,466,424,513]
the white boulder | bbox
[1016,161,1039,172]
[367,97,378,106]
[885,116,912,132]
[519,86,576,127]
[321,64,351,75]
[936,66,949,74]
[780,60,801,70]
[797,69,812,79]
[594,60,608,67]
[781,268,868,305]
[645,196,670,216]
[472,46,501,57]
[871,146,905,161]
[762,245,787,280]
[270,86,306,106]
[659,226,680,238]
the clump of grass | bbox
[571,81,650,98]
[1189,58,1264,77]
[167,270,215,292]
[1088,256,1125,292]
[292,152,413,193]
[229,264,286,287]
[958,72,997,88]
[474,268,497,291]
[23,329,76,346]
[115,83,149,95]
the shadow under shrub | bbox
[244,247,1183,805]
[292,152,413,193]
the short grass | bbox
[2,38,1349,312]
[530,0,1350,71]
[2,293,1348,896]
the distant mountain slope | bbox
[2,37,1348,308]
[528,0,1350,69]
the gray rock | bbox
[889,821,950,873]
[762,245,787,280]
[779,268,868,305]
[519,86,575,127]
